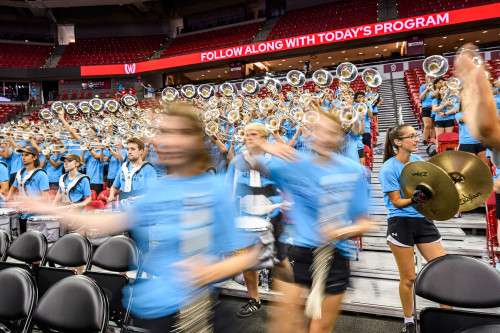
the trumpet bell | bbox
[312,69,333,87]
[336,62,358,83]
[423,55,449,77]
[264,77,282,94]
[78,101,91,115]
[286,70,306,87]
[205,121,219,136]
[89,98,104,113]
[161,87,179,102]
[65,103,79,116]
[232,98,243,110]
[299,93,312,106]
[259,97,274,113]
[104,100,120,114]
[340,108,357,125]
[242,79,260,96]
[361,68,382,87]
[233,126,245,143]
[458,48,484,67]
[227,110,240,123]
[208,96,219,108]
[265,115,281,132]
[39,108,54,121]
[446,77,463,90]
[51,101,66,115]
[180,85,197,99]
[198,84,214,100]
[302,111,320,126]
[220,82,237,97]
[121,94,138,107]
[355,102,368,118]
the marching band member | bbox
[354,91,374,149]
[105,138,126,189]
[419,74,436,145]
[40,141,64,191]
[5,146,49,233]
[365,86,382,135]
[254,112,372,333]
[20,104,258,333]
[378,125,450,333]
[4,124,28,186]
[54,153,91,209]
[107,137,157,203]
[0,155,9,203]
[431,84,456,136]
[81,137,110,194]
[225,123,293,318]
[455,102,489,165]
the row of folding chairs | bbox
[0,230,143,332]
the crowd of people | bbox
[1,46,499,333]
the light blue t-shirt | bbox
[455,112,480,145]
[45,154,64,183]
[10,141,27,175]
[0,162,8,205]
[431,98,455,121]
[145,144,166,177]
[338,132,360,163]
[13,168,50,197]
[282,119,297,140]
[206,139,229,174]
[124,174,243,319]
[266,152,369,257]
[378,155,424,219]
[294,135,314,153]
[112,162,157,200]
[84,150,111,184]
[419,84,434,108]
[58,173,92,202]
[233,143,246,157]
[107,149,127,180]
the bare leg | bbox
[444,126,454,133]
[435,126,444,138]
[422,117,433,142]
[477,150,490,166]
[273,257,294,284]
[388,243,416,318]
[243,270,260,301]
[268,280,309,333]
[309,293,345,333]
[416,242,452,309]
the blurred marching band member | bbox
[419,74,436,145]
[40,140,64,191]
[354,91,374,149]
[365,85,382,135]
[455,99,489,165]
[81,137,110,194]
[431,83,456,136]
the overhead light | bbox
[345,57,348,60]
[278,63,282,66]
[375,53,379,56]
[25,40,29,43]
[282,59,286,62]
[196,78,199,80]
[201,74,205,77]
[438,45,443,48]
[396,42,400,48]
[375,46,379,49]
[483,30,488,33]
[476,40,480,43]
[207,70,210,72]
[342,50,345,53]
[459,38,464,41]
[316,61,319,64]
[288,65,292,67]
[383,49,387,51]
[443,36,447,39]
[224,71,228,73]
[299,60,303,63]
[358,52,363,55]
[218,75,221,77]
[328,56,332,59]
[454,46,459,49]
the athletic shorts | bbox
[495,192,500,220]
[422,106,433,118]
[434,119,455,128]
[90,183,103,195]
[9,173,16,187]
[458,143,486,154]
[289,246,349,295]
[271,213,290,261]
[105,178,115,189]
[358,148,365,159]
[362,133,372,148]
[386,216,441,247]
[49,182,59,191]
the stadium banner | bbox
[81,3,500,76]
[82,79,111,90]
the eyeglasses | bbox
[399,134,419,140]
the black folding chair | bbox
[36,233,92,298]
[414,254,500,333]
[0,231,47,274]
[32,275,108,333]
[0,230,9,260]
[84,236,141,330]
[0,268,37,333]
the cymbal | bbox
[400,161,459,221]
[428,151,493,212]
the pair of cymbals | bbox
[400,151,493,221]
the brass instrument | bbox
[198,84,215,100]
[104,100,120,114]
[89,98,105,113]
[180,85,197,99]
[336,62,358,83]
[339,107,357,125]
[78,101,91,115]
[51,101,66,115]
[220,82,237,97]
[361,68,382,87]
[39,108,54,121]
[121,94,138,107]
[286,70,306,87]
[265,115,281,133]
[264,77,282,94]
[312,69,333,87]
[162,87,179,102]
[423,55,448,77]
[242,79,260,96]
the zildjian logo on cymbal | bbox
[411,170,428,177]
[459,192,482,205]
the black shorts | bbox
[495,193,500,220]
[106,178,115,189]
[362,133,372,148]
[386,216,441,247]
[458,143,486,154]
[90,183,103,195]
[49,182,59,191]
[270,213,290,261]
[289,246,349,295]
[358,148,365,159]
[422,106,433,118]
[434,119,455,128]
[9,173,16,187]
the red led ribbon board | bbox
[80,3,500,77]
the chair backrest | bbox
[5,231,47,263]
[0,230,9,259]
[91,236,140,272]
[45,233,91,268]
[33,275,108,333]
[415,255,500,308]
[0,268,37,331]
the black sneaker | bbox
[237,298,262,317]
[401,322,416,333]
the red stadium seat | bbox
[90,190,97,201]
[397,0,498,18]
[363,145,373,169]
[0,42,53,69]
[436,132,459,153]
[86,200,105,211]
[485,190,499,266]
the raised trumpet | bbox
[180,85,197,99]
[354,103,368,118]
[220,82,237,97]
[340,107,357,125]
[264,77,282,94]
[121,94,138,107]
[89,98,104,113]
[162,87,179,102]
[51,101,65,115]
[259,97,274,113]
[423,55,448,77]
[265,115,281,133]
[78,101,91,115]
[233,126,245,143]
[39,108,54,121]
[104,100,120,114]
[336,62,358,83]
[302,111,320,126]
[458,47,484,67]
[227,110,240,123]
[312,69,333,87]
[361,68,382,87]
[286,70,306,87]
[198,84,214,100]
[242,78,260,96]
[205,121,220,137]
[299,93,312,106]
[65,103,79,116]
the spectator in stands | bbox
[29,86,37,108]
[141,83,155,99]
[117,80,124,91]
[120,87,128,96]
[419,74,436,145]
[455,101,489,165]
[431,85,456,136]
[128,86,136,95]
[303,60,312,78]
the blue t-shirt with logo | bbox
[378,155,424,219]
[338,132,360,163]
[10,141,27,175]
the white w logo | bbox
[125,63,136,74]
